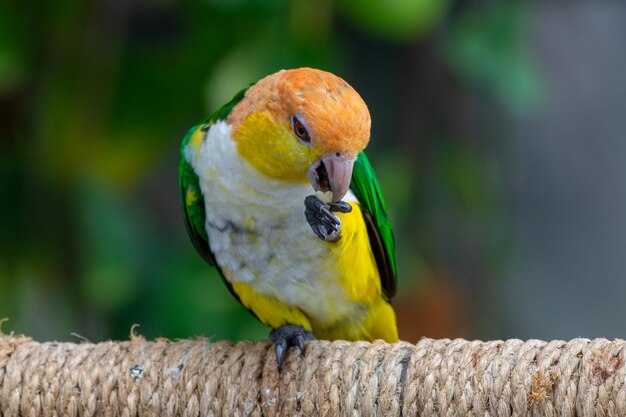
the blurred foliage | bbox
[0,0,538,342]
[443,1,543,112]
[338,0,450,40]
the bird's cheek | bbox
[274,145,320,180]
[236,113,316,182]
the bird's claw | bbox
[269,324,315,371]
[328,201,352,213]
[305,195,350,242]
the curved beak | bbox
[306,153,355,202]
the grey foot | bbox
[304,195,350,242]
[269,324,315,371]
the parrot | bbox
[179,68,398,369]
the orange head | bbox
[228,68,371,202]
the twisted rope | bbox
[1,332,625,416]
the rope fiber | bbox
[1,331,625,416]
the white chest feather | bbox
[184,121,356,321]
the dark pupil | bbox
[293,117,309,141]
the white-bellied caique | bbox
[179,68,398,369]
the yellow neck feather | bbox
[234,111,320,182]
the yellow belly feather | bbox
[230,203,398,342]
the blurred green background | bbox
[2,0,625,343]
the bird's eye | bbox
[292,116,311,144]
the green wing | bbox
[350,152,398,299]
[179,85,250,266]
[179,125,214,265]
